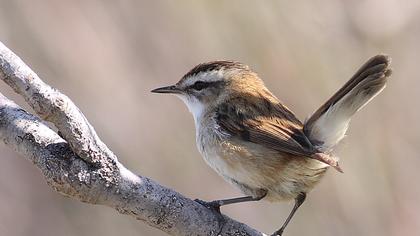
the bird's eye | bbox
[191,81,208,91]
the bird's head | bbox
[151,61,266,122]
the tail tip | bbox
[374,54,392,65]
[333,163,344,173]
[312,153,344,173]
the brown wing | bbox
[216,94,315,157]
[216,93,342,172]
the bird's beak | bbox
[151,85,182,94]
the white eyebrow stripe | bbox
[181,70,225,87]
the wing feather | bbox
[216,95,313,156]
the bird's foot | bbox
[194,199,227,234]
[194,199,222,214]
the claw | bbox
[194,199,221,213]
[271,229,284,236]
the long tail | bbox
[304,55,392,152]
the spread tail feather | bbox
[304,55,392,152]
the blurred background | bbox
[0,1,419,236]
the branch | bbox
[0,41,265,236]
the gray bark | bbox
[0,41,265,236]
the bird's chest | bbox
[195,120,263,186]
[196,121,231,175]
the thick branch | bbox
[0,42,265,236]
[0,41,114,165]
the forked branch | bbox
[0,41,264,236]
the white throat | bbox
[176,95,205,128]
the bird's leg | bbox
[195,189,267,213]
[271,192,306,236]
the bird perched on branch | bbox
[152,55,392,235]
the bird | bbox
[151,55,392,235]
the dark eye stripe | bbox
[189,81,224,91]
[191,81,208,90]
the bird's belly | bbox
[199,140,329,201]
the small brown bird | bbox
[152,55,391,235]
